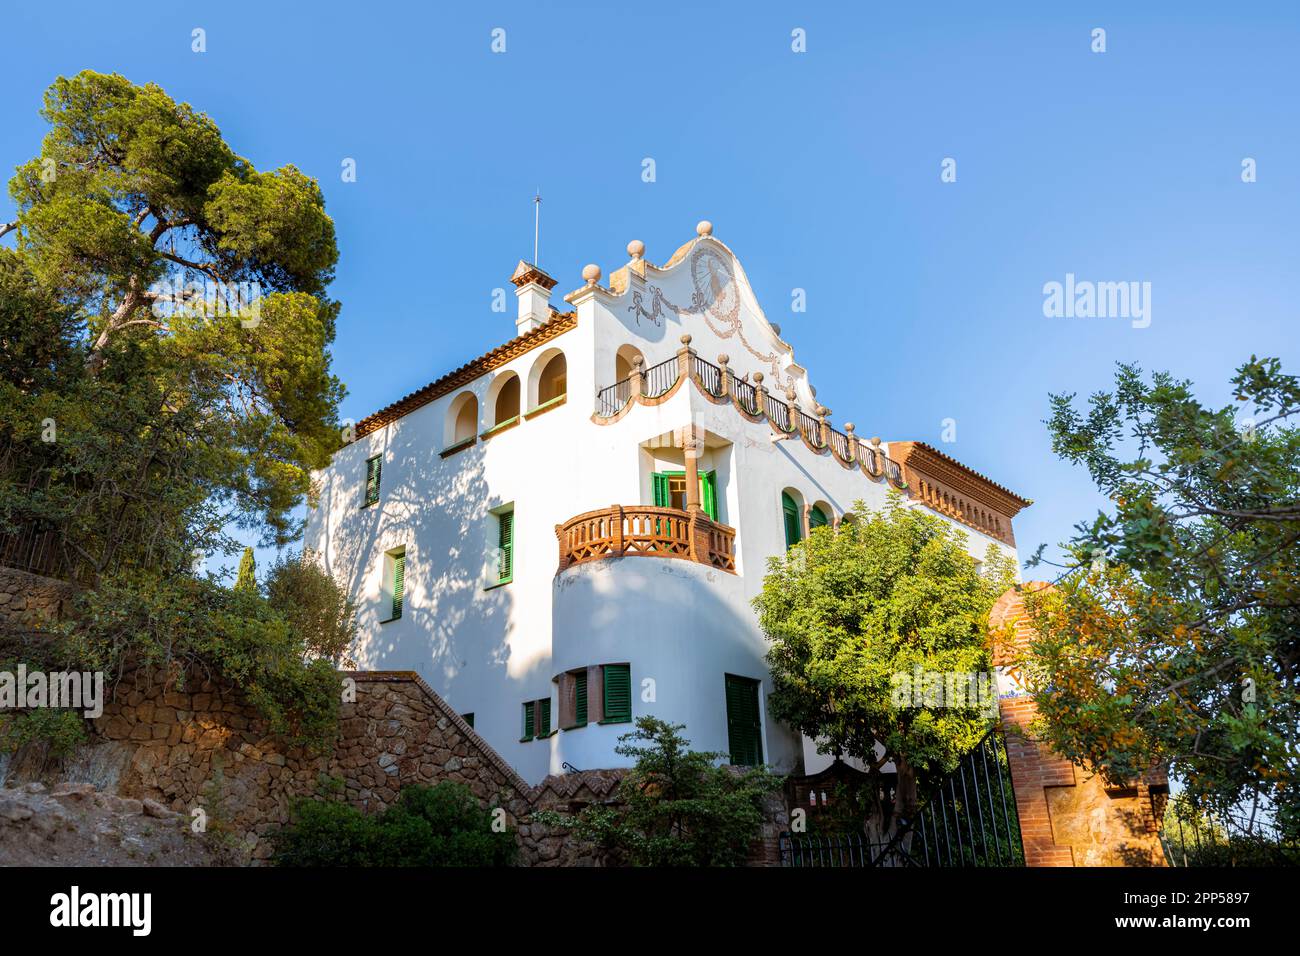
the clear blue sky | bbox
[5,1,1297,579]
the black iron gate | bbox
[779,728,1024,867]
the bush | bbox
[271,781,517,867]
[535,716,782,867]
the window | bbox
[521,698,551,741]
[364,455,381,507]
[782,492,802,548]
[558,668,589,729]
[462,712,474,729]
[652,470,719,521]
[809,505,830,531]
[535,352,567,406]
[491,373,520,428]
[495,507,514,584]
[382,548,406,621]
[521,701,535,741]
[724,674,763,766]
[602,663,632,723]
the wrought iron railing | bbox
[796,409,824,447]
[692,355,723,397]
[781,729,1023,868]
[595,377,632,418]
[0,524,75,580]
[828,427,852,462]
[642,357,679,398]
[1161,799,1298,866]
[731,377,760,415]
[763,393,791,432]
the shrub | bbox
[535,716,782,867]
[271,781,516,867]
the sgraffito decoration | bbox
[628,245,793,389]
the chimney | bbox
[510,260,558,334]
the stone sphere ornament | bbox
[696,220,713,236]
[627,239,645,259]
[581,264,601,285]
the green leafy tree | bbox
[235,547,256,591]
[265,549,358,666]
[1,70,344,582]
[754,496,1017,833]
[1026,358,1300,838]
[536,717,782,866]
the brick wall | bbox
[990,586,1167,867]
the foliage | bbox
[235,547,256,591]
[0,70,344,582]
[271,781,517,867]
[753,496,1017,824]
[535,716,782,867]
[264,550,358,666]
[45,572,343,750]
[0,73,348,756]
[1160,793,1299,867]
[1027,359,1300,838]
[0,708,87,757]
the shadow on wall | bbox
[314,426,517,702]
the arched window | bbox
[492,372,520,427]
[445,391,478,448]
[782,491,802,548]
[809,504,830,531]
[536,352,567,406]
[615,344,645,382]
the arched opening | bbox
[809,502,831,532]
[530,350,567,408]
[445,391,478,447]
[782,489,805,549]
[615,344,646,382]
[491,372,520,427]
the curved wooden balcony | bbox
[556,505,736,574]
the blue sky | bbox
[4,1,1298,579]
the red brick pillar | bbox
[990,585,1167,867]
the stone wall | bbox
[0,565,74,631]
[11,667,782,865]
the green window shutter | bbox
[725,674,763,766]
[652,472,670,507]
[538,698,551,736]
[498,510,514,582]
[522,701,535,739]
[700,470,718,521]
[809,506,829,530]
[602,664,631,723]
[574,671,588,725]
[782,492,802,548]
[365,456,381,506]
[391,552,405,619]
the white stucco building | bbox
[304,222,1030,785]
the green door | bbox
[725,674,763,766]
[653,470,718,521]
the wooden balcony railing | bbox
[556,505,737,574]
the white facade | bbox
[304,225,1025,785]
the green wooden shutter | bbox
[522,701,535,739]
[700,471,718,521]
[782,492,802,548]
[391,552,405,619]
[365,456,381,506]
[602,664,631,722]
[574,671,588,725]
[498,510,514,582]
[538,698,551,736]
[809,506,829,530]
[652,472,670,507]
[725,675,763,766]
